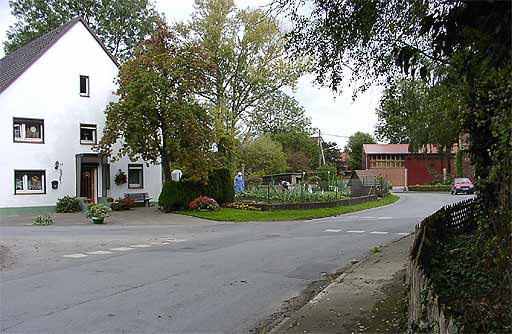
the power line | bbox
[321,133,351,139]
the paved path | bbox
[0,193,472,333]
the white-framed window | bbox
[80,124,97,144]
[128,164,143,189]
[79,75,89,96]
[14,170,46,194]
[13,118,44,143]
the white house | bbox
[0,17,162,213]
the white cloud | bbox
[0,0,381,148]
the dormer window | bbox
[80,75,89,97]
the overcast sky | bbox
[0,0,381,148]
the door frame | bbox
[80,165,97,204]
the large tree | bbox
[180,0,306,169]
[4,0,158,61]
[240,135,287,176]
[95,19,213,182]
[344,132,376,170]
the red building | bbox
[362,144,460,187]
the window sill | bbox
[80,141,96,145]
[128,186,144,189]
[14,140,44,144]
[79,94,90,98]
[15,192,46,195]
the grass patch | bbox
[180,194,399,222]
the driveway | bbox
[0,193,472,333]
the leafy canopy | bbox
[344,132,375,170]
[5,0,158,61]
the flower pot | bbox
[92,217,105,224]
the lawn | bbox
[180,194,400,222]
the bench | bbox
[124,192,152,207]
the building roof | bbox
[363,144,410,154]
[0,17,118,94]
[352,169,378,179]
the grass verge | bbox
[180,194,399,222]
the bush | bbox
[408,184,451,192]
[188,196,219,211]
[203,168,234,205]
[33,214,54,226]
[111,197,135,211]
[56,196,82,213]
[159,180,202,212]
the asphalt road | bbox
[0,193,472,333]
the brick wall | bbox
[369,168,406,186]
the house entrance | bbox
[80,166,96,203]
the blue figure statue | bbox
[234,172,244,193]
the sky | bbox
[0,0,381,149]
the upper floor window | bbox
[128,164,144,189]
[13,118,44,143]
[15,170,46,194]
[80,124,97,144]
[80,75,89,97]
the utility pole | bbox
[318,129,326,167]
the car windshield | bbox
[455,178,471,184]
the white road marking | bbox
[160,242,170,245]
[86,250,113,255]
[129,244,152,248]
[397,232,411,236]
[377,217,393,220]
[360,217,376,219]
[347,230,365,233]
[167,239,186,242]
[370,231,389,235]
[110,247,134,251]
[324,229,342,232]
[150,242,162,245]
[62,254,88,258]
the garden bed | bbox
[247,195,378,211]
[180,194,399,222]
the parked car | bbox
[451,178,475,195]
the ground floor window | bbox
[13,118,44,143]
[15,170,46,194]
[128,164,143,188]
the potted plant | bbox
[114,169,127,185]
[86,204,112,224]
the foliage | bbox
[430,234,511,333]
[370,246,381,254]
[246,90,312,136]
[56,195,81,213]
[188,196,219,211]
[4,0,158,61]
[408,184,451,192]
[86,204,111,219]
[204,168,234,205]
[33,214,54,226]
[455,150,462,178]
[240,135,287,176]
[179,0,306,169]
[321,141,343,173]
[114,169,127,185]
[271,130,319,171]
[344,132,376,170]
[236,190,347,204]
[96,19,213,182]
[110,197,135,211]
[224,202,261,211]
[158,180,202,212]
[181,194,399,222]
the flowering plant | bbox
[86,204,112,219]
[114,170,127,185]
[225,202,262,211]
[188,196,219,211]
[111,197,135,211]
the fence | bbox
[407,198,480,333]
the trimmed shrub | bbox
[56,196,82,213]
[158,180,202,212]
[204,168,234,205]
[408,184,451,192]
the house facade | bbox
[362,144,458,187]
[0,18,162,213]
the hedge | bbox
[408,184,451,192]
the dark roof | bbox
[0,17,118,94]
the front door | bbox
[80,167,95,203]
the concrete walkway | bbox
[271,235,411,333]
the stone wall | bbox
[252,195,378,211]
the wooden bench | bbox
[124,192,152,207]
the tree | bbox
[240,135,287,176]
[95,19,213,182]
[180,0,306,169]
[344,132,375,170]
[4,0,158,61]
[271,130,319,171]
[375,78,460,171]
[322,141,343,174]
[245,90,312,136]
